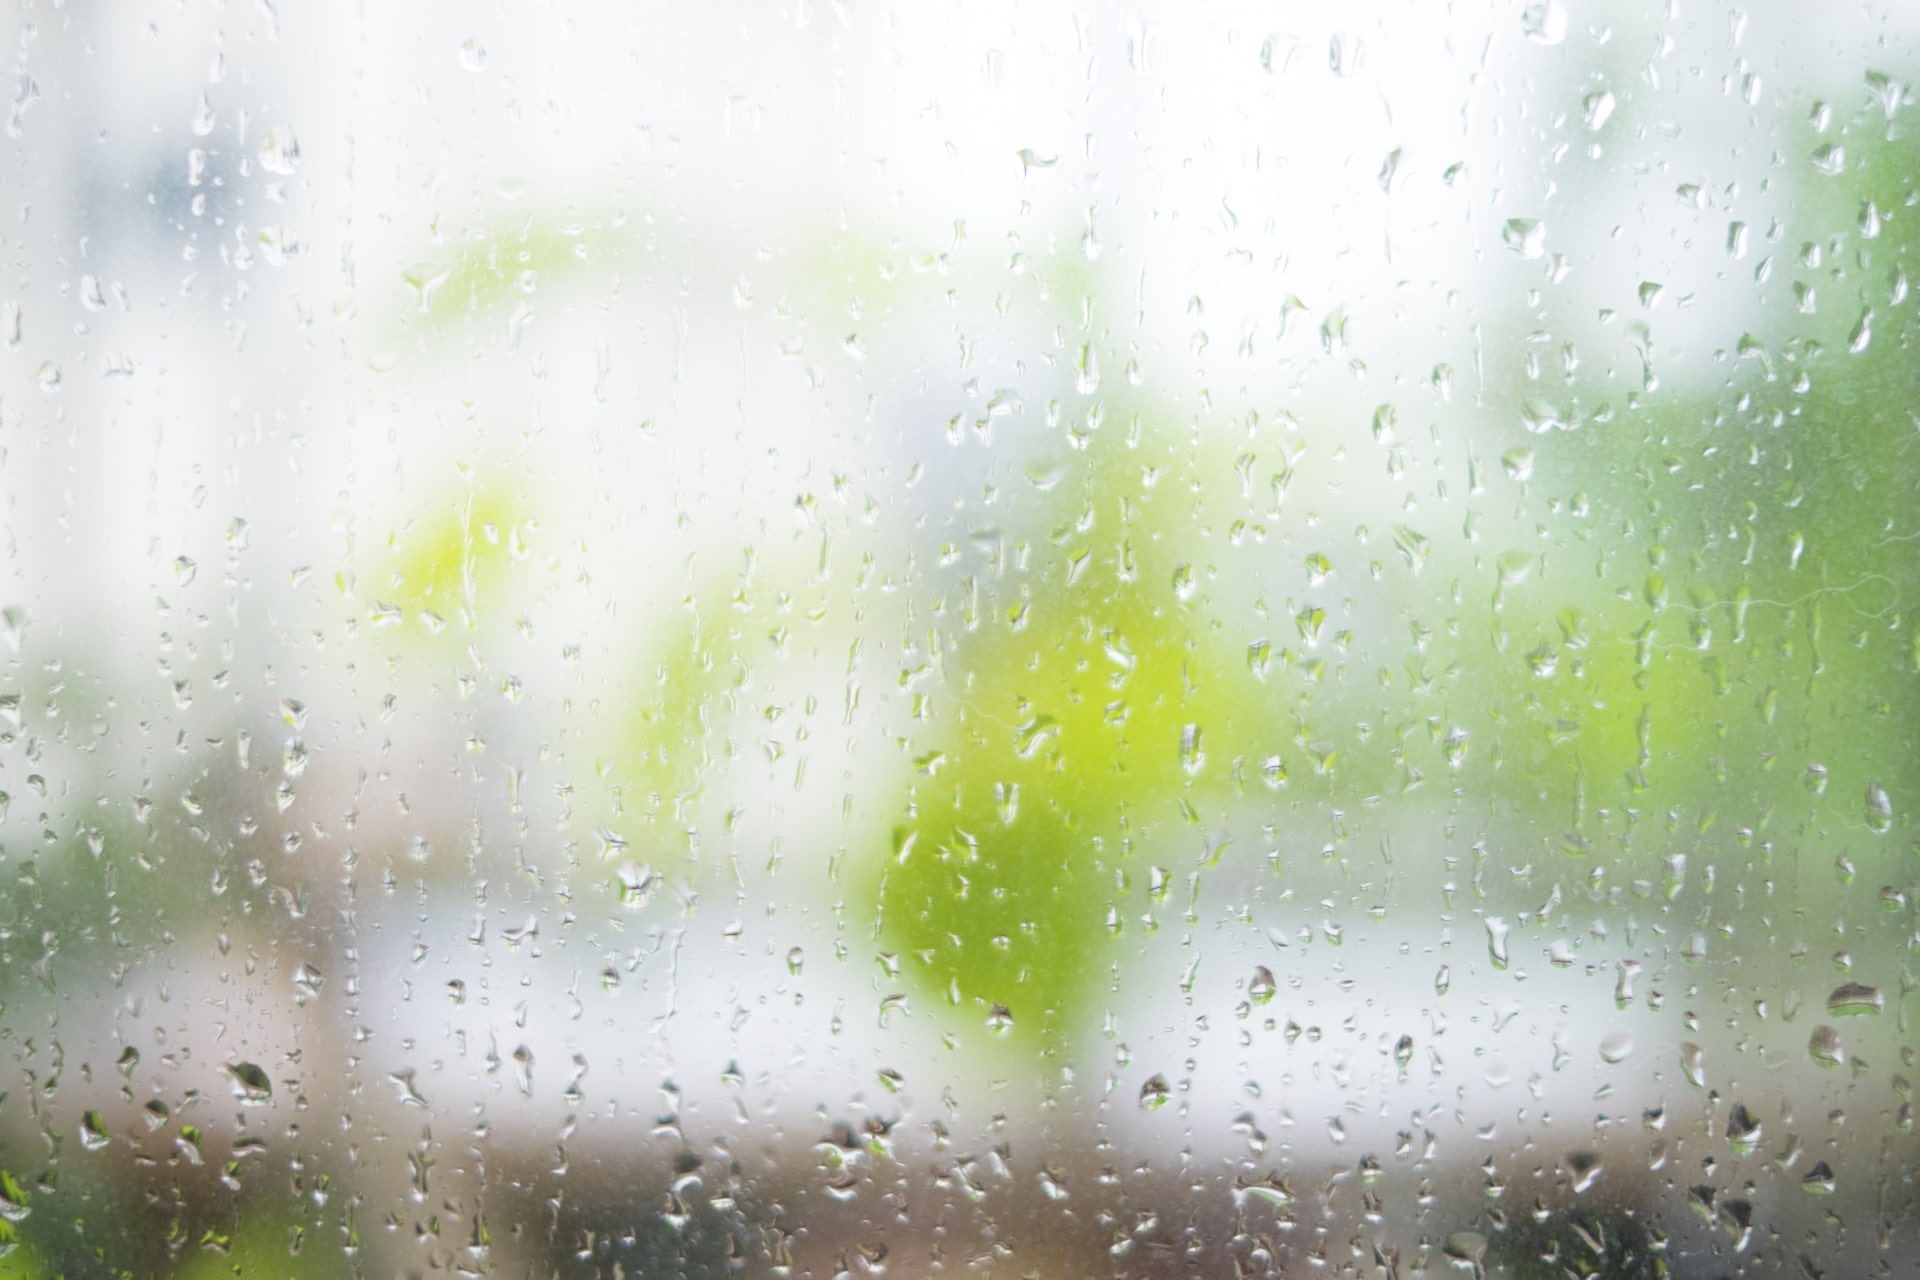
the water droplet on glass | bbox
[257,225,303,266]
[1327,32,1363,78]
[1849,309,1873,354]
[1484,916,1511,970]
[1138,1074,1171,1110]
[618,863,656,908]
[1864,68,1901,114]
[1598,1032,1634,1064]
[403,262,451,313]
[1179,723,1205,775]
[258,125,301,175]
[1075,341,1100,393]
[1442,1231,1488,1269]
[1679,1042,1706,1088]
[1827,982,1882,1016]
[80,1111,110,1152]
[1809,1024,1846,1068]
[1726,1102,1762,1154]
[1859,199,1882,239]
[1319,306,1349,354]
[1864,781,1893,832]
[1502,219,1546,259]
[1234,1172,1294,1207]
[1521,0,1568,44]
[226,1061,273,1105]
[1377,147,1402,192]
[1258,33,1298,75]
[1248,966,1276,1004]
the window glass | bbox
[0,1,1914,1276]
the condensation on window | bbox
[0,1,1914,1277]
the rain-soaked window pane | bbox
[1,1,1915,1276]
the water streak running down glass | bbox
[0,1,1916,1276]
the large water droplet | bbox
[227,1061,273,1105]
[1808,1024,1845,1069]
[1485,916,1511,970]
[1864,780,1893,833]
[1248,966,1276,1004]
[1442,1231,1488,1269]
[1726,1102,1762,1154]
[1827,982,1883,1016]
[1679,1041,1706,1088]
